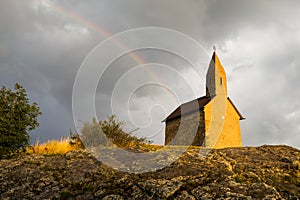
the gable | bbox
[227,97,245,120]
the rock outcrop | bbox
[1,145,300,199]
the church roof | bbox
[162,95,245,122]
[162,96,211,122]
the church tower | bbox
[206,51,228,97]
[203,51,244,148]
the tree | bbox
[0,83,42,157]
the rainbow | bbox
[41,0,186,108]
[42,0,145,65]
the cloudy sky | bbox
[1,0,300,149]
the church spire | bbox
[206,51,228,97]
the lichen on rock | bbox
[0,145,299,199]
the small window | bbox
[220,77,223,85]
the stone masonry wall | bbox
[165,109,205,146]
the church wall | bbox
[203,96,226,148]
[204,101,212,134]
[204,99,242,149]
[165,109,205,146]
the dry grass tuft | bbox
[26,136,163,155]
[27,138,81,155]
[140,143,163,151]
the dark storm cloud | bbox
[215,19,300,147]
[0,0,99,140]
[0,0,299,147]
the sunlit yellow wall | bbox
[214,53,227,96]
[204,98,242,149]
[204,101,212,134]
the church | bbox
[163,51,245,149]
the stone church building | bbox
[163,51,245,149]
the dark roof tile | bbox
[162,96,211,122]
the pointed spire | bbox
[206,51,227,97]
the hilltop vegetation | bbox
[0,145,299,199]
[79,115,151,149]
[0,82,150,157]
[24,115,153,156]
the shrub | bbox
[80,118,108,148]
[80,115,150,148]
[69,129,85,149]
[0,83,41,158]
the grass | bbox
[26,138,81,155]
[27,136,194,155]
[139,143,163,151]
[26,137,163,155]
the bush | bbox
[79,118,107,148]
[0,83,41,158]
[69,129,85,149]
[80,115,149,148]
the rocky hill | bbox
[1,145,300,199]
